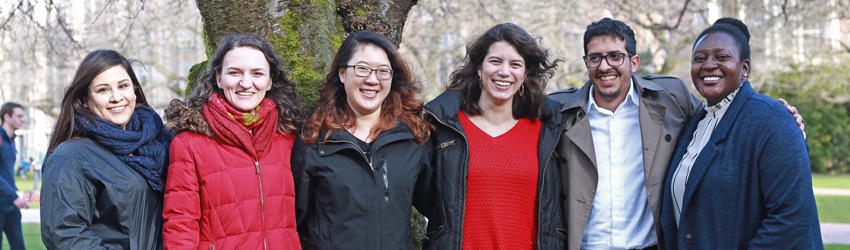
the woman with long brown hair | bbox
[162,33,304,249]
[41,49,170,249]
[292,30,433,249]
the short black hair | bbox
[583,18,637,55]
[694,17,751,61]
[0,102,22,124]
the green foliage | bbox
[815,195,850,223]
[411,208,426,250]
[763,62,850,174]
[186,60,209,96]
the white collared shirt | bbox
[671,87,740,226]
[581,79,657,250]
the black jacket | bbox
[421,91,567,249]
[41,138,164,250]
[292,122,434,249]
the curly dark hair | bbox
[447,23,560,120]
[166,33,304,136]
[48,50,150,153]
[301,30,432,145]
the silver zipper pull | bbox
[382,156,389,201]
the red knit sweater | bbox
[459,111,541,250]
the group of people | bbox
[31,16,821,250]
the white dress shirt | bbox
[671,87,740,226]
[582,80,656,250]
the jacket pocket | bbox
[424,225,446,241]
[555,227,567,239]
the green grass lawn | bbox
[14,174,41,209]
[812,174,850,189]
[0,223,45,250]
[827,245,850,250]
[817,195,850,223]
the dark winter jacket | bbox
[421,91,567,249]
[292,122,434,250]
[41,138,164,250]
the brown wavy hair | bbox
[166,33,304,136]
[301,30,431,144]
[48,50,150,153]
[447,23,560,120]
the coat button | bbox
[319,150,324,154]
[665,134,672,142]
[684,233,694,243]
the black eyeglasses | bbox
[344,65,393,80]
[583,52,633,68]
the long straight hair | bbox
[47,50,149,153]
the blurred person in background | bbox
[0,102,27,250]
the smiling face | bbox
[86,65,137,129]
[216,46,272,112]
[477,41,527,107]
[339,44,392,118]
[691,32,749,106]
[586,35,639,108]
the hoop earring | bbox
[519,83,525,97]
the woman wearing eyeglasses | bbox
[292,30,434,249]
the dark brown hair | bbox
[0,102,23,124]
[166,33,304,136]
[447,23,560,120]
[47,50,149,153]
[301,30,431,144]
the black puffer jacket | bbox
[292,122,434,249]
[421,91,567,249]
[41,138,164,250]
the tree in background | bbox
[193,0,417,111]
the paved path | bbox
[21,208,39,223]
[813,187,850,196]
[822,223,850,245]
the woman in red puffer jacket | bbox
[162,33,305,250]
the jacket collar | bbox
[318,121,414,156]
[679,81,755,211]
[561,74,666,113]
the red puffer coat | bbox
[162,130,301,250]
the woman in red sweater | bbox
[162,34,304,249]
[422,23,567,249]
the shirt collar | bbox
[705,84,742,115]
[587,77,640,112]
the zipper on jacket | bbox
[423,109,470,247]
[537,119,569,248]
[209,244,214,250]
[255,161,268,250]
[380,155,389,201]
[326,140,372,168]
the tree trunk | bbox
[194,0,417,111]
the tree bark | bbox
[194,0,417,110]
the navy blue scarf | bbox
[74,105,171,192]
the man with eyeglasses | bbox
[549,18,702,250]
[550,18,806,250]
